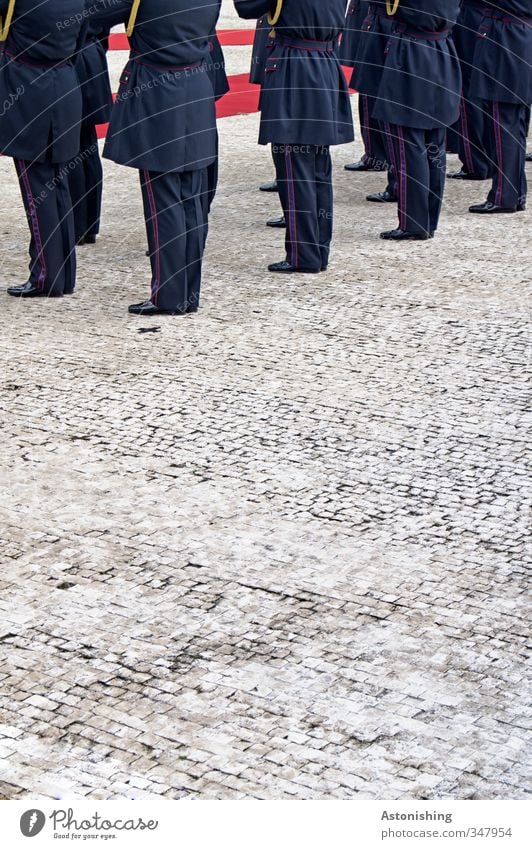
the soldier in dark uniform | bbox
[341,0,388,173]
[447,0,491,181]
[467,1,531,213]
[349,2,397,202]
[91,0,222,315]
[69,17,113,246]
[1,0,84,298]
[372,0,462,240]
[235,0,354,273]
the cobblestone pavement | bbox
[0,4,531,800]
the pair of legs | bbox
[11,156,76,296]
[68,124,104,244]
[384,125,446,238]
[139,167,206,313]
[481,101,528,210]
[271,143,333,271]
[456,95,491,179]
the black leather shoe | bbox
[344,159,386,172]
[76,236,85,246]
[128,299,188,315]
[447,169,486,180]
[84,234,97,245]
[266,216,286,228]
[380,229,429,241]
[7,281,63,298]
[259,180,278,192]
[468,201,521,214]
[268,261,321,274]
[526,152,532,162]
[366,190,397,203]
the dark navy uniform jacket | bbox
[75,19,112,127]
[350,2,393,97]
[372,0,462,129]
[338,0,368,67]
[91,0,221,172]
[235,0,354,146]
[468,0,532,104]
[452,0,487,91]
[0,0,84,162]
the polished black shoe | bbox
[266,216,286,228]
[366,190,397,203]
[76,236,85,246]
[259,180,278,192]
[380,228,430,241]
[526,151,532,162]
[468,201,521,214]
[128,299,188,315]
[447,169,486,180]
[344,159,385,172]
[83,234,97,245]
[7,281,63,298]
[268,261,321,274]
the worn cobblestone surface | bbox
[0,3,530,800]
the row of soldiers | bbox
[0,1,530,315]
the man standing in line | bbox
[90,0,222,315]
[234,0,354,274]
[372,0,462,240]
[467,0,531,214]
[1,0,85,299]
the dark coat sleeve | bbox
[234,0,275,20]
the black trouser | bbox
[484,100,527,209]
[359,94,388,169]
[458,95,490,179]
[68,124,104,242]
[272,143,333,270]
[14,157,76,295]
[140,168,206,312]
[386,125,446,236]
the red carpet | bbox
[108,28,255,51]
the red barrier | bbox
[108,28,255,51]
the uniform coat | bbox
[93,0,220,174]
[338,0,368,66]
[250,15,274,85]
[0,0,85,296]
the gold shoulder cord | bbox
[0,0,17,42]
[267,0,283,38]
[386,0,400,14]
[126,0,142,37]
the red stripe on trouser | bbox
[17,160,47,290]
[460,95,475,176]
[285,148,298,267]
[361,96,372,158]
[397,127,408,230]
[142,171,161,305]
[492,101,504,207]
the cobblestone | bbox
[0,2,530,801]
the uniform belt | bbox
[482,11,532,24]
[4,40,71,68]
[393,24,450,41]
[274,36,336,51]
[130,51,203,72]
